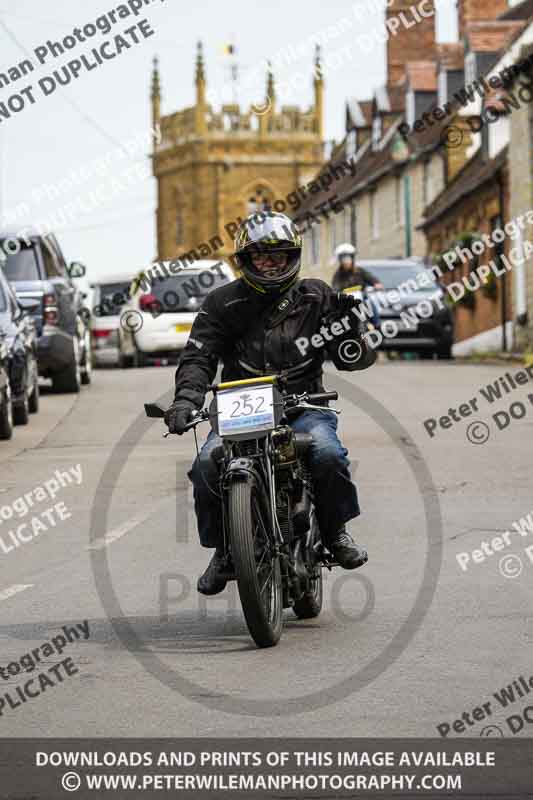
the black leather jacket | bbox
[332,265,380,292]
[173,277,375,409]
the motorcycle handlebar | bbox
[306,391,338,403]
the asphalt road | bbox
[0,360,531,737]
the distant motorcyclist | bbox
[331,243,383,292]
[164,212,376,596]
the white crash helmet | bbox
[335,243,356,259]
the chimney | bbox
[457,0,509,40]
[386,0,437,87]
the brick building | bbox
[151,44,324,262]
[295,0,533,355]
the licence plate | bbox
[175,323,192,333]
[217,385,275,437]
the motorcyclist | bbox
[332,243,383,329]
[165,212,376,596]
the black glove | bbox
[164,399,196,435]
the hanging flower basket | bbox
[481,270,498,300]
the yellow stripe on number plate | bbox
[175,323,192,333]
[217,375,277,390]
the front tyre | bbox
[229,480,283,648]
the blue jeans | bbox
[188,410,361,548]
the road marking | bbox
[0,584,33,602]
[87,509,155,551]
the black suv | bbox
[356,259,454,359]
[0,229,91,392]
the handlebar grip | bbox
[306,391,338,403]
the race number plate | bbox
[217,385,275,437]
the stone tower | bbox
[151,43,324,262]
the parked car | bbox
[118,260,234,367]
[90,272,136,367]
[0,229,91,391]
[0,327,13,440]
[353,259,454,359]
[0,266,39,426]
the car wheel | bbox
[52,340,81,394]
[13,389,30,426]
[28,376,40,414]
[81,336,92,385]
[134,346,149,368]
[0,387,13,440]
[420,352,434,360]
[437,346,453,360]
[119,346,135,368]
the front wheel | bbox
[229,480,283,648]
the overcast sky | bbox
[0,0,499,281]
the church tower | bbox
[151,44,324,262]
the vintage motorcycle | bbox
[145,375,341,648]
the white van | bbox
[118,260,234,367]
[90,271,136,367]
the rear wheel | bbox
[293,515,323,619]
[13,390,29,426]
[437,345,453,360]
[134,345,149,368]
[52,339,81,394]
[28,373,39,414]
[229,480,283,648]
[0,387,13,440]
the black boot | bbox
[327,527,368,570]
[197,548,228,595]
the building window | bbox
[247,186,272,215]
[422,160,433,207]
[406,91,416,128]
[311,224,320,265]
[465,52,476,85]
[370,191,379,240]
[346,129,357,160]
[350,201,357,245]
[438,69,447,106]
[395,175,404,227]
[372,115,382,150]
[176,210,183,245]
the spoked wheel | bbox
[293,513,323,619]
[229,480,283,648]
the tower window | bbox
[247,187,272,215]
